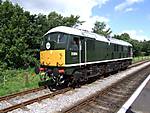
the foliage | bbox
[92,21,112,37]
[0,1,81,69]
[141,40,150,56]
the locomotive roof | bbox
[45,26,132,47]
[108,37,132,46]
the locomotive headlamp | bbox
[46,42,51,49]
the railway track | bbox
[0,87,71,113]
[0,60,148,113]
[0,87,45,102]
[63,62,150,113]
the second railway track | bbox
[63,62,150,113]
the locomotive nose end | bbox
[40,50,65,67]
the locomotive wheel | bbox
[51,74,65,86]
[57,74,65,86]
[48,74,66,91]
[48,85,57,91]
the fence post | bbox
[25,72,29,86]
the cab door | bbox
[67,36,86,65]
[67,36,79,64]
[80,37,86,63]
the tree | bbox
[141,40,150,56]
[0,1,81,68]
[48,11,63,29]
[63,15,81,27]
[130,39,142,56]
[0,1,32,68]
[92,21,112,37]
[47,11,82,29]
[113,33,130,42]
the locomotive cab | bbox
[38,32,70,89]
[38,31,85,89]
[40,32,86,67]
[40,32,68,67]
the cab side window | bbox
[57,34,67,43]
[69,35,79,51]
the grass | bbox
[0,68,40,96]
[132,56,150,63]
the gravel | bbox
[0,89,51,110]
[9,62,150,113]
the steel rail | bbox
[63,62,150,113]
[0,87,71,113]
[0,87,45,102]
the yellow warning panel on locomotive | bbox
[40,50,65,66]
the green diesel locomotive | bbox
[36,26,132,90]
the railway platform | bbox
[117,74,150,113]
[131,77,150,113]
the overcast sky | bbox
[10,0,150,41]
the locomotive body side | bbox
[37,26,132,89]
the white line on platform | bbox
[117,74,150,113]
